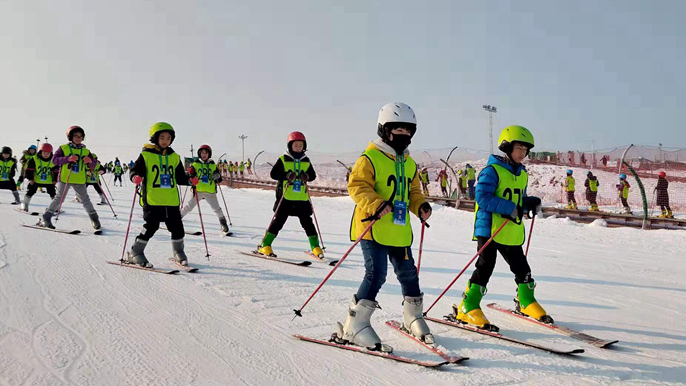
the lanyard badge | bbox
[159,155,172,188]
[292,159,302,192]
[392,155,407,226]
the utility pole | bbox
[483,105,497,154]
[45,136,48,144]
[238,135,248,162]
[36,138,41,148]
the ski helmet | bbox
[287,131,307,152]
[40,143,53,153]
[67,126,85,141]
[566,169,573,175]
[619,173,627,180]
[377,102,417,139]
[28,145,37,151]
[197,144,212,158]
[586,171,591,176]
[659,171,666,178]
[1,146,11,156]
[149,122,175,145]
[497,125,535,155]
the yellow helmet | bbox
[498,125,535,153]
[149,122,175,144]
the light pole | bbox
[45,136,48,145]
[483,105,497,154]
[238,135,248,162]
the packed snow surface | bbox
[1,185,685,385]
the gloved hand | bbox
[83,157,92,164]
[67,155,79,162]
[29,180,35,185]
[133,175,144,185]
[190,177,199,186]
[187,166,196,177]
[213,172,222,181]
[299,171,308,182]
[286,171,297,182]
[419,202,432,221]
[524,196,542,218]
[98,170,106,175]
[503,205,524,222]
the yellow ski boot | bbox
[515,282,554,324]
[572,202,578,210]
[667,210,674,219]
[312,246,324,258]
[449,281,498,331]
[257,245,275,257]
[564,203,572,210]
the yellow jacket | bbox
[348,141,426,241]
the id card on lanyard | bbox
[201,165,209,184]
[159,154,172,188]
[71,147,83,173]
[393,154,407,226]
[292,158,302,193]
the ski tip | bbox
[596,340,619,349]
[71,230,82,234]
[300,261,313,266]
[569,348,586,354]
[328,260,339,266]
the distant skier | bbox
[21,143,59,211]
[113,162,124,186]
[85,156,108,205]
[17,145,38,191]
[0,146,21,204]
[617,174,632,214]
[564,170,577,209]
[655,171,672,218]
[466,164,476,199]
[449,125,551,331]
[246,158,252,175]
[459,169,468,199]
[419,167,430,196]
[436,169,449,197]
[239,161,245,177]
[584,171,599,211]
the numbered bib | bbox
[292,180,302,193]
[71,163,80,173]
[393,200,407,226]
[160,174,172,188]
[201,175,209,184]
[40,173,47,181]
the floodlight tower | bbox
[483,105,497,154]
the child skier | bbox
[617,174,632,214]
[334,102,433,352]
[419,167,430,196]
[584,171,600,211]
[113,162,124,186]
[466,164,476,199]
[17,145,38,190]
[436,169,448,197]
[85,157,108,205]
[256,131,324,258]
[239,161,245,177]
[449,125,551,331]
[21,143,59,211]
[39,126,101,230]
[246,158,252,175]
[656,171,672,218]
[564,169,577,209]
[0,147,21,204]
[126,122,197,268]
[181,144,230,234]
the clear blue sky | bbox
[1,0,683,162]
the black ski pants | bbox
[0,180,17,192]
[267,199,317,237]
[469,237,533,288]
[87,183,103,195]
[26,182,56,198]
[138,205,185,241]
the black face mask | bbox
[385,134,412,154]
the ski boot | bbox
[89,212,101,230]
[515,281,554,324]
[172,239,189,266]
[98,194,107,205]
[312,246,324,258]
[219,217,230,234]
[564,203,572,210]
[308,235,323,258]
[257,245,275,257]
[667,210,674,219]
[572,202,578,210]
[403,294,434,344]
[20,195,31,212]
[11,191,21,205]
[39,211,55,229]
[126,238,152,268]
[334,295,392,353]
[448,281,498,331]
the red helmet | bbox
[197,144,212,158]
[40,143,53,153]
[659,171,666,178]
[66,125,85,141]
[287,131,307,153]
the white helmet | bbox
[377,102,417,138]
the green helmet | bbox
[498,125,535,153]
[149,122,175,144]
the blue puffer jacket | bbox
[473,155,536,239]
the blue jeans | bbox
[468,180,475,200]
[356,240,421,301]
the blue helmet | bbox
[566,169,573,175]
[586,171,591,176]
[29,145,37,151]
[619,173,627,180]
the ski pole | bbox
[55,167,73,222]
[98,181,118,218]
[217,184,232,226]
[180,186,189,208]
[120,186,139,263]
[101,177,115,202]
[308,195,326,250]
[424,219,510,316]
[193,187,211,260]
[524,216,535,257]
[294,217,378,319]
[261,181,291,244]
[416,221,428,274]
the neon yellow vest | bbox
[115,165,123,174]
[419,172,428,184]
[0,159,15,181]
[87,164,102,184]
[620,181,629,199]
[440,174,447,187]
[460,171,468,188]
[193,161,218,194]
[352,148,417,247]
[239,163,245,172]
[588,179,598,192]
[473,164,528,246]
[60,145,91,184]
[566,176,575,192]
[33,158,55,184]
[280,155,311,201]
[141,151,181,206]
[467,168,476,180]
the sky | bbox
[0,0,684,163]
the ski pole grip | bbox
[362,200,392,222]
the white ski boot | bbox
[335,296,392,352]
[126,238,152,267]
[20,195,31,212]
[172,239,188,266]
[89,212,101,230]
[403,294,434,344]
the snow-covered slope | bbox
[1,186,685,385]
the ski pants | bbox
[468,180,475,199]
[87,183,103,195]
[621,197,631,211]
[267,200,316,237]
[356,239,421,302]
[441,186,448,197]
[566,191,576,203]
[46,182,97,215]
[114,175,123,185]
[586,191,598,205]
[0,180,18,192]
[26,182,56,198]
[138,205,185,241]
[181,190,225,220]
[469,237,533,288]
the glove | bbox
[213,172,222,182]
[83,157,92,164]
[503,205,524,222]
[190,177,199,186]
[524,196,542,218]
[133,175,143,185]
[98,170,106,175]
[67,155,79,162]
[299,171,308,182]
[286,171,297,182]
[419,202,432,221]
[29,180,35,185]
[187,166,196,177]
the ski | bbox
[385,320,468,364]
[223,231,234,237]
[22,224,81,235]
[94,230,103,235]
[169,259,199,273]
[304,250,338,266]
[16,209,40,216]
[237,250,312,267]
[106,261,179,274]
[293,335,450,368]
[188,231,203,236]
[486,303,618,348]
[426,317,585,355]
